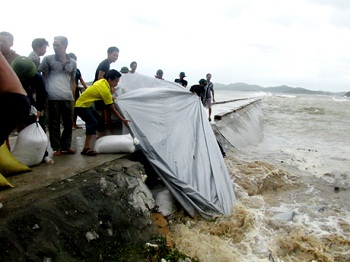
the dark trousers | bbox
[75,107,106,135]
[48,100,74,151]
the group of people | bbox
[116,64,215,122]
[0,31,221,213]
[1,31,216,164]
[176,72,215,121]
[0,32,130,160]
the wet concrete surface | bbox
[2,125,128,206]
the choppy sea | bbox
[170,90,350,262]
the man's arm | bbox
[70,71,76,98]
[31,74,47,112]
[97,70,105,80]
[79,76,88,90]
[211,83,215,102]
[109,104,129,127]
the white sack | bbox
[12,122,48,166]
[94,134,136,153]
[155,189,177,216]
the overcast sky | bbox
[2,0,350,92]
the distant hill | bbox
[214,82,347,96]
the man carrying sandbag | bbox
[11,56,48,131]
[0,46,30,148]
[10,56,53,165]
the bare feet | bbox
[53,150,62,156]
[43,156,54,164]
[61,148,76,154]
[53,148,76,156]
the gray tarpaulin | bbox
[116,73,236,218]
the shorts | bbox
[0,92,30,144]
[202,98,212,108]
[75,107,106,135]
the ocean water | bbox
[170,91,350,262]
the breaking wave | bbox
[170,156,350,261]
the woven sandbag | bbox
[0,172,14,188]
[94,134,136,153]
[11,122,48,166]
[0,142,31,176]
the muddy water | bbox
[169,92,350,261]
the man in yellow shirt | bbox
[75,69,129,156]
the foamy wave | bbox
[250,91,272,98]
[275,94,297,98]
[169,158,350,261]
[333,96,350,102]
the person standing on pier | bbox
[68,53,89,129]
[174,71,188,87]
[93,46,120,133]
[129,61,137,73]
[28,38,49,69]
[155,69,164,80]
[190,78,206,99]
[202,73,215,121]
[39,36,77,156]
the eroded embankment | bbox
[0,156,160,261]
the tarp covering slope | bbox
[117,73,236,218]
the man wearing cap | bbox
[120,66,129,74]
[11,56,53,163]
[190,79,206,100]
[11,56,48,130]
[155,69,164,80]
[174,71,188,87]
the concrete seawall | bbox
[211,98,263,151]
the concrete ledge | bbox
[214,98,261,120]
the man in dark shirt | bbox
[93,46,119,132]
[174,71,188,87]
[11,56,47,130]
[93,47,119,83]
[190,79,206,100]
